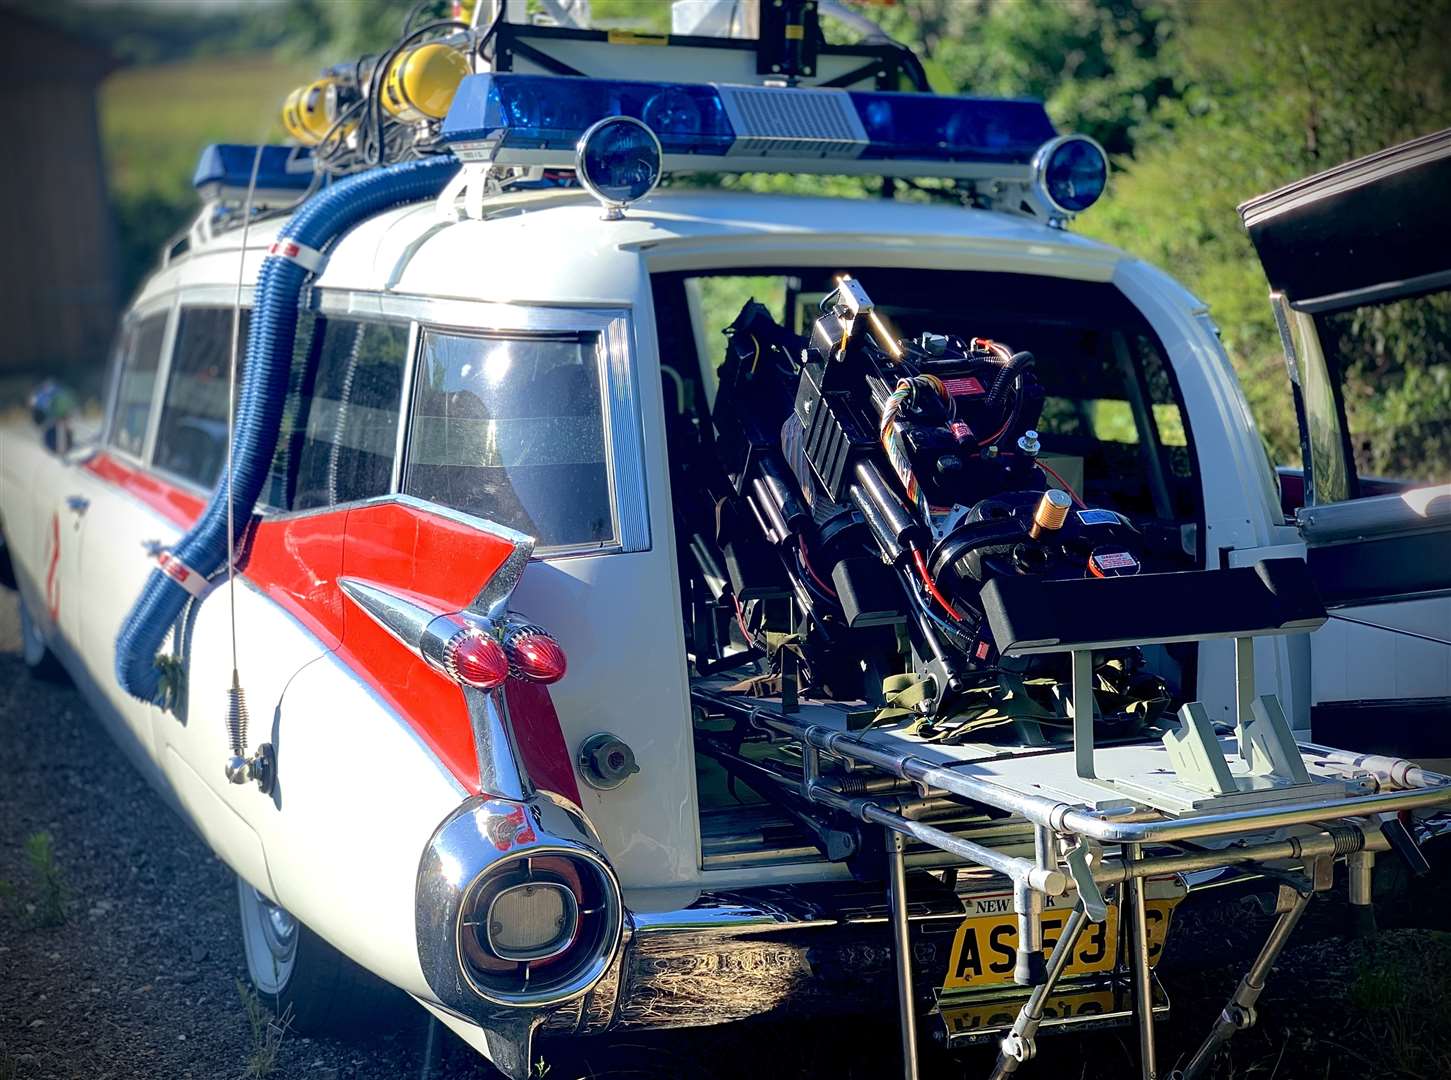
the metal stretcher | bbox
[691,559,1451,1079]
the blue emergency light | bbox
[440,73,1064,179]
[193,144,315,207]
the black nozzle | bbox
[1014,948,1047,987]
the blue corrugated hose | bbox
[115,155,460,703]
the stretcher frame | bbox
[692,615,1451,1080]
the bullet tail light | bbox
[503,623,568,684]
[442,627,511,689]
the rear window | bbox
[670,269,1199,528]
[154,307,250,488]
[109,313,167,458]
[403,331,613,550]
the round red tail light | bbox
[443,629,510,689]
[505,626,567,684]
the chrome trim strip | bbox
[601,314,651,553]
[465,687,533,803]
[391,320,422,494]
[139,297,180,467]
[338,577,436,656]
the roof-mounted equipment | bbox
[574,116,662,219]
[440,72,1056,178]
[192,144,314,209]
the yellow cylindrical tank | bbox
[382,43,470,123]
[281,78,340,146]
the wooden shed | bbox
[0,11,119,394]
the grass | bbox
[24,831,67,929]
[100,54,316,205]
[1342,945,1451,1080]
[236,979,292,1080]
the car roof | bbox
[137,186,1128,310]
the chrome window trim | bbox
[311,288,650,558]
[391,321,422,494]
[140,297,180,467]
[106,299,173,461]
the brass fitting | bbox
[1028,488,1072,539]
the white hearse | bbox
[2,7,1448,1079]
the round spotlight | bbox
[1032,134,1109,218]
[575,116,662,220]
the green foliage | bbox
[864,0,1184,156]
[101,54,314,297]
[1081,0,1451,475]
[24,831,66,929]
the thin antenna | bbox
[227,146,264,675]
[221,146,264,788]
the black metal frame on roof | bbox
[489,20,909,92]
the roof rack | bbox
[486,0,918,92]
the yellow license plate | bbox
[942,899,1177,990]
[941,986,1121,1038]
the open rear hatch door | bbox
[1239,128,1451,753]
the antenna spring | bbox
[227,680,249,755]
[224,675,251,784]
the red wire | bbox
[798,537,837,597]
[977,413,1014,447]
[732,593,757,648]
[912,547,963,621]
[1035,459,1086,507]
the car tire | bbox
[236,877,404,1036]
[17,587,68,682]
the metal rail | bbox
[690,684,1451,1079]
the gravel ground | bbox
[2,585,1449,1080]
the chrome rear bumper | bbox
[543,874,1186,1042]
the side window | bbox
[109,313,167,458]
[283,316,409,511]
[404,331,614,550]
[154,307,250,488]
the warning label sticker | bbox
[1077,509,1118,526]
[943,376,986,397]
[1092,551,1139,571]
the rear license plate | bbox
[942,896,1178,991]
[940,985,1120,1038]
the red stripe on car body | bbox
[83,450,581,802]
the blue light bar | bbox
[440,74,1057,172]
[442,75,733,155]
[193,144,315,205]
[849,90,1055,163]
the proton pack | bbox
[687,275,1169,739]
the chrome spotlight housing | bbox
[1030,133,1109,221]
[417,794,624,1014]
[574,115,662,220]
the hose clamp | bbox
[156,551,210,598]
[267,238,327,274]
